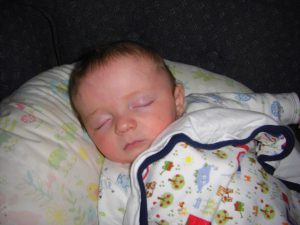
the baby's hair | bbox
[68,40,176,123]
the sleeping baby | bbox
[68,41,300,225]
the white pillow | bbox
[165,59,252,95]
[0,60,251,224]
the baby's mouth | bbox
[124,140,145,151]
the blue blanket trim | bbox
[254,126,295,174]
[137,125,297,225]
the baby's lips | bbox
[124,140,145,151]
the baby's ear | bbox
[174,83,185,118]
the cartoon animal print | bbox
[193,197,202,209]
[100,177,114,193]
[252,206,259,216]
[145,181,156,198]
[194,164,213,192]
[116,174,130,193]
[217,186,233,203]
[178,202,188,216]
[257,181,269,194]
[212,149,228,159]
[258,169,268,180]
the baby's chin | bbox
[124,149,147,164]
[124,141,152,163]
[105,150,143,164]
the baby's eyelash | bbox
[130,97,155,109]
[95,119,111,130]
[136,100,154,107]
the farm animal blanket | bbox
[99,108,300,225]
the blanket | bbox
[122,108,300,225]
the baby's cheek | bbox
[151,117,174,137]
[90,134,108,154]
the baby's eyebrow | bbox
[130,94,151,101]
[86,113,111,126]
[86,109,98,119]
[128,94,154,104]
[85,108,107,122]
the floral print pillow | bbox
[0,61,250,224]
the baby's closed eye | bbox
[94,116,112,130]
[129,95,155,109]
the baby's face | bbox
[74,56,184,163]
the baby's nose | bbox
[115,116,137,134]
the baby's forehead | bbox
[90,54,163,75]
[103,54,156,67]
[80,54,173,92]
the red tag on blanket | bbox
[186,214,211,225]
